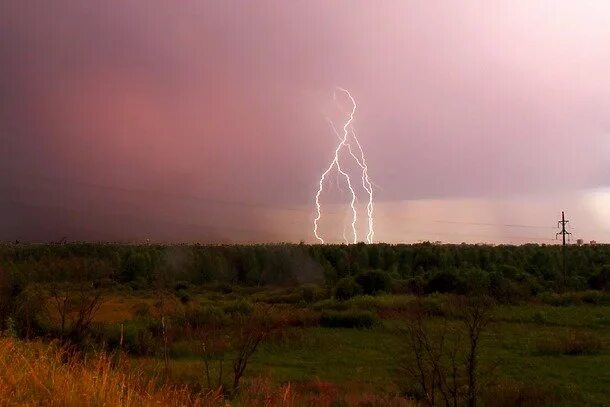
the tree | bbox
[195,305,287,396]
[458,296,494,407]
[398,296,494,407]
[45,283,105,341]
[355,270,391,295]
[335,277,362,301]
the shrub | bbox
[177,289,190,304]
[174,281,191,290]
[537,290,610,306]
[223,299,253,315]
[217,283,233,294]
[580,290,610,305]
[390,279,411,294]
[531,311,548,325]
[355,270,391,295]
[463,267,490,295]
[320,310,378,328]
[301,284,324,303]
[426,269,466,294]
[334,277,362,301]
[418,295,447,317]
[536,331,604,355]
[252,291,302,304]
[182,305,227,327]
[481,379,558,407]
[311,298,350,312]
[589,265,610,291]
[90,323,156,355]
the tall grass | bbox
[0,338,411,406]
[0,339,222,406]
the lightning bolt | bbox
[313,88,376,244]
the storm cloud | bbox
[2,1,609,243]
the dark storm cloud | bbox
[1,1,609,242]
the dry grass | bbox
[0,339,222,406]
[0,339,412,406]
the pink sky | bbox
[1,1,610,243]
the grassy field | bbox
[4,242,610,405]
[70,289,610,406]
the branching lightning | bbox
[313,88,376,244]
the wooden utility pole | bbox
[556,211,571,288]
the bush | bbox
[481,379,558,407]
[426,269,466,294]
[355,270,391,295]
[536,331,604,355]
[301,284,325,303]
[182,305,227,327]
[177,289,190,304]
[174,281,191,290]
[320,310,378,328]
[223,299,253,315]
[390,279,411,294]
[311,298,349,312]
[589,265,610,291]
[489,272,528,303]
[537,290,610,306]
[334,277,362,301]
[216,283,233,294]
[91,322,157,355]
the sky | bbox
[1,1,610,244]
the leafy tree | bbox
[335,277,362,301]
[355,270,391,295]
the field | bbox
[2,243,610,406]
[92,290,610,406]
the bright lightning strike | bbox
[313,88,376,244]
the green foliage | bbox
[223,299,253,315]
[177,290,190,304]
[536,331,604,355]
[334,277,362,301]
[589,265,610,291]
[3,317,17,338]
[426,269,466,294]
[181,305,228,327]
[5,242,610,304]
[355,270,391,295]
[537,290,610,306]
[319,310,378,328]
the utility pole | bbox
[556,211,571,289]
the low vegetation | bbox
[1,242,610,405]
[0,338,222,406]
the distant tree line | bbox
[2,242,610,332]
[2,242,610,286]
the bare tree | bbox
[457,296,494,407]
[400,300,462,407]
[194,305,288,397]
[230,311,273,393]
[45,283,105,341]
[399,296,494,407]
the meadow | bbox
[1,243,610,406]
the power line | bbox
[556,211,571,288]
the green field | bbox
[132,294,609,406]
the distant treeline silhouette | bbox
[2,242,610,296]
